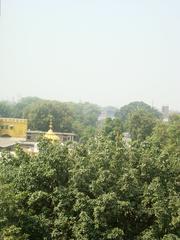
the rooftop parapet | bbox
[0,118,28,123]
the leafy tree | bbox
[127,110,157,141]
[102,118,123,141]
[0,97,101,139]
[115,101,162,130]
[0,122,179,240]
[0,101,12,117]
[0,226,29,240]
[23,100,74,132]
[12,97,41,118]
[0,100,179,239]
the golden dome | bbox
[44,117,60,141]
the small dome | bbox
[44,130,59,141]
[44,116,60,142]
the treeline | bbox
[0,97,162,140]
[0,97,101,140]
[0,115,179,239]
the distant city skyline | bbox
[0,0,180,111]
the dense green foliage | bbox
[102,118,123,141]
[0,101,13,117]
[0,97,101,140]
[0,116,179,240]
[127,110,157,141]
[0,98,163,141]
[115,101,162,130]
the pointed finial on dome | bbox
[49,115,53,130]
[44,115,60,141]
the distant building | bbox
[0,118,27,138]
[98,111,109,122]
[0,137,24,151]
[26,130,76,142]
[98,109,115,122]
[27,117,77,142]
[162,106,169,122]
[162,106,169,117]
[0,117,77,153]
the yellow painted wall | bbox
[0,118,28,138]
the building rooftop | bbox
[27,130,76,136]
[0,137,26,148]
[0,118,27,122]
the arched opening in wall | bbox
[1,134,12,137]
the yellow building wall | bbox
[0,118,28,138]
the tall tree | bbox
[0,101,12,117]
[115,101,162,130]
[127,109,157,141]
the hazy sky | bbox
[0,0,180,110]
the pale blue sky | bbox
[0,0,180,110]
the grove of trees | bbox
[0,97,101,141]
[0,112,179,239]
[0,98,163,141]
[115,101,162,131]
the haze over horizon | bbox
[0,0,180,111]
